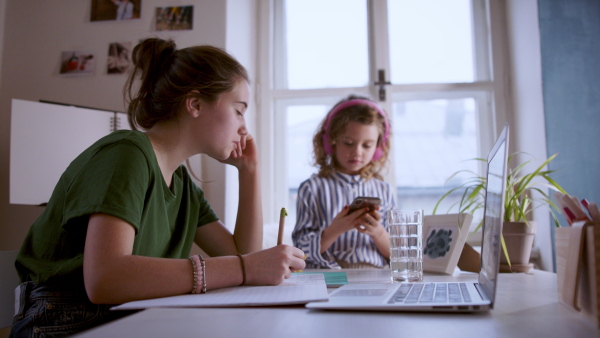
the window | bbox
[258,0,506,244]
[387,0,476,84]
[280,0,369,89]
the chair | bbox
[0,251,19,330]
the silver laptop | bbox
[306,123,510,312]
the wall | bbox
[504,0,553,270]
[538,0,600,269]
[0,0,257,250]
[224,0,258,231]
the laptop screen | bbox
[477,123,509,307]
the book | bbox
[293,271,348,287]
[111,273,329,310]
[556,221,600,328]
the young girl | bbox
[10,38,305,337]
[292,95,396,269]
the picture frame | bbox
[91,0,141,22]
[155,6,194,31]
[107,42,132,74]
[422,213,473,274]
[59,51,95,76]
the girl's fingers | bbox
[240,135,247,149]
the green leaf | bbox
[433,151,569,263]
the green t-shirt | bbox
[15,130,219,287]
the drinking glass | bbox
[388,209,423,282]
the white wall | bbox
[2,1,228,112]
[0,0,257,250]
[505,0,553,271]
[223,0,259,229]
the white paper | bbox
[111,274,328,310]
[9,99,130,205]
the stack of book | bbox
[555,193,599,328]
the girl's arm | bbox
[218,135,262,253]
[84,213,196,304]
[232,161,262,253]
[83,214,304,305]
[292,184,341,268]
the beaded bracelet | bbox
[188,255,203,294]
[236,254,246,286]
[198,254,207,293]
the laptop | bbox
[306,123,510,312]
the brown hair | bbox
[124,38,249,131]
[313,95,391,180]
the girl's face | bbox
[199,79,249,159]
[333,121,380,175]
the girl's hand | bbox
[241,245,306,285]
[355,208,386,239]
[220,134,258,172]
[327,206,366,236]
[320,206,376,254]
[355,207,390,258]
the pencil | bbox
[277,207,287,245]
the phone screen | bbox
[348,196,381,213]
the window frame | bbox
[257,0,510,228]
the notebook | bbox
[306,123,510,312]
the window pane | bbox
[392,98,479,216]
[286,105,328,227]
[388,0,474,84]
[282,0,369,89]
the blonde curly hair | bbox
[312,95,391,180]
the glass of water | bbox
[387,209,423,282]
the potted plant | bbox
[433,152,568,272]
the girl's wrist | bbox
[369,224,385,238]
[237,161,259,175]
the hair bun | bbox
[132,38,176,71]
[161,39,176,57]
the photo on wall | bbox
[155,6,193,31]
[107,42,132,74]
[91,0,141,21]
[59,51,95,76]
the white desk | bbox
[76,269,599,338]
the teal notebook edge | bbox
[292,272,348,287]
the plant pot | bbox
[499,221,537,272]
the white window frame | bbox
[256,0,510,230]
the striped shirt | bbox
[292,172,396,269]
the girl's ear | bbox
[185,91,204,118]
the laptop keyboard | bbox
[388,283,472,304]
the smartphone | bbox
[348,196,381,213]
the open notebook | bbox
[307,123,510,312]
[112,274,328,310]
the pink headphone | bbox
[322,99,390,161]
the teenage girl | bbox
[292,95,396,269]
[10,38,305,337]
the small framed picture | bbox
[107,42,132,74]
[155,6,194,31]
[91,0,141,21]
[422,213,473,274]
[59,51,95,76]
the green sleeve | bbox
[62,141,150,232]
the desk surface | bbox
[76,269,599,338]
